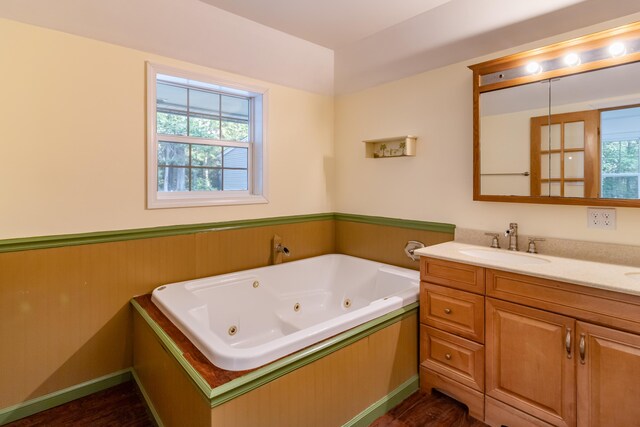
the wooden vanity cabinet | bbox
[419,256,640,427]
[419,257,486,420]
[483,269,640,427]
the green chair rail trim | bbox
[131,298,419,408]
[0,212,455,253]
[0,369,132,425]
[334,213,455,234]
[342,375,419,427]
[0,213,334,253]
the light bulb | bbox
[526,61,542,74]
[609,42,626,57]
[564,53,581,66]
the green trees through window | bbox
[155,80,250,192]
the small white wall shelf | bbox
[363,136,417,158]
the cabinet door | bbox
[486,298,575,427]
[576,322,640,427]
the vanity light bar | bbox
[480,37,640,86]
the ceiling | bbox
[1,0,639,94]
[197,0,453,49]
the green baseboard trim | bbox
[132,298,419,409]
[131,369,164,427]
[0,212,455,253]
[343,374,419,427]
[0,369,132,425]
[335,213,456,234]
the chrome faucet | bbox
[505,223,518,251]
[275,243,290,256]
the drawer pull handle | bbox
[579,333,586,364]
[444,308,452,314]
[565,328,572,359]
[445,353,452,360]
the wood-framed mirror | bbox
[469,21,640,207]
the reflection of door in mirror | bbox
[530,111,599,198]
[529,106,640,199]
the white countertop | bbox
[414,241,640,297]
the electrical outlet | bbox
[587,207,616,230]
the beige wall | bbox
[0,18,334,240]
[335,13,640,246]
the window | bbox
[147,63,268,208]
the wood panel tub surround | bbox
[132,296,419,427]
[418,255,640,427]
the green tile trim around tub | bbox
[342,374,419,427]
[334,213,456,234]
[0,369,132,425]
[131,298,419,409]
[0,213,454,253]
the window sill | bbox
[147,194,269,209]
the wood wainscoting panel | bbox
[194,220,335,277]
[0,219,335,410]
[335,221,453,270]
[209,314,418,427]
[0,234,196,409]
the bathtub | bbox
[151,254,419,371]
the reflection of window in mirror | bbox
[601,106,640,199]
[530,105,640,199]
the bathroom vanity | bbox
[415,242,640,427]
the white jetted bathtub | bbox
[151,254,419,371]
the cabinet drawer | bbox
[421,257,485,294]
[421,282,485,343]
[420,325,485,392]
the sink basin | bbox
[458,248,551,265]
[625,272,640,281]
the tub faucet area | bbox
[276,243,290,256]
[272,234,291,264]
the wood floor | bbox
[7,382,485,426]
[370,390,487,427]
[6,381,153,427]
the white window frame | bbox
[146,62,268,208]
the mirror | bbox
[480,61,640,200]
[471,21,640,207]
